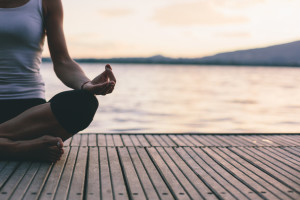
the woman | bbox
[0,0,116,162]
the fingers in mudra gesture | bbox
[83,64,116,95]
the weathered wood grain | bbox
[0,134,299,200]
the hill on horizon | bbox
[43,40,300,66]
[198,40,300,66]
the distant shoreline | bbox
[42,40,300,67]
[42,57,300,67]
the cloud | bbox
[153,2,248,26]
[99,8,133,18]
[216,32,251,38]
[212,0,265,8]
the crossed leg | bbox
[0,90,98,162]
[0,103,70,162]
[0,103,72,141]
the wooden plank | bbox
[204,136,230,146]
[191,135,214,146]
[287,146,300,153]
[239,147,300,191]
[219,147,290,199]
[166,148,218,200]
[118,147,147,199]
[153,135,168,146]
[113,135,124,146]
[249,147,300,182]
[160,135,176,146]
[97,134,106,146]
[156,147,203,199]
[3,134,299,200]
[201,147,263,199]
[0,162,31,200]
[168,135,185,146]
[273,136,296,146]
[129,135,142,146]
[263,135,292,146]
[229,147,297,199]
[262,147,300,171]
[222,135,250,146]
[99,147,113,200]
[86,147,100,200]
[80,134,88,147]
[9,162,40,200]
[206,147,274,199]
[136,135,150,147]
[128,147,159,199]
[238,136,266,146]
[254,136,279,147]
[253,136,279,147]
[147,147,190,200]
[68,147,88,200]
[283,147,300,157]
[250,136,275,146]
[0,161,19,189]
[88,134,97,147]
[214,136,238,146]
[23,162,52,200]
[107,147,129,200]
[136,147,173,200]
[176,135,194,146]
[177,147,236,200]
[71,134,81,146]
[279,136,300,146]
[272,135,295,146]
[39,147,70,200]
[121,135,133,146]
[145,135,161,146]
[183,135,203,146]
[229,135,255,147]
[192,147,250,200]
[106,135,114,146]
[54,147,79,200]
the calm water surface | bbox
[41,63,300,133]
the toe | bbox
[56,138,64,149]
[60,148,64,155]
[48,146,60,158]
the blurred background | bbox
[41,0,300,133]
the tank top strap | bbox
[26,0,43,18]
[25,0,44,27]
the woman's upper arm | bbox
[43,0,71,65]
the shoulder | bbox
[42,0,63,18]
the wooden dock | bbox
[0,134,299,200]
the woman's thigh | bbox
[0,90,99,134]
[0,98,46,124]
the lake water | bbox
[40,63,300,133]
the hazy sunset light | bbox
[43,0,300,58]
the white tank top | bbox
[0,0,45,100]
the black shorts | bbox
[0,90,99,134]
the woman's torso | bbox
[0,0,46,100]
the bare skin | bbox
[0,0,117,162]
[0,136,64,162]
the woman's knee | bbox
[49,90,99,134]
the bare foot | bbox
[0,135,64,162]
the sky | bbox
[42,0,300,58]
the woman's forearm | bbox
[53,59,90,90]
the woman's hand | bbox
[82,64,117,95]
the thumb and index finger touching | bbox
[105,64,117,84]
